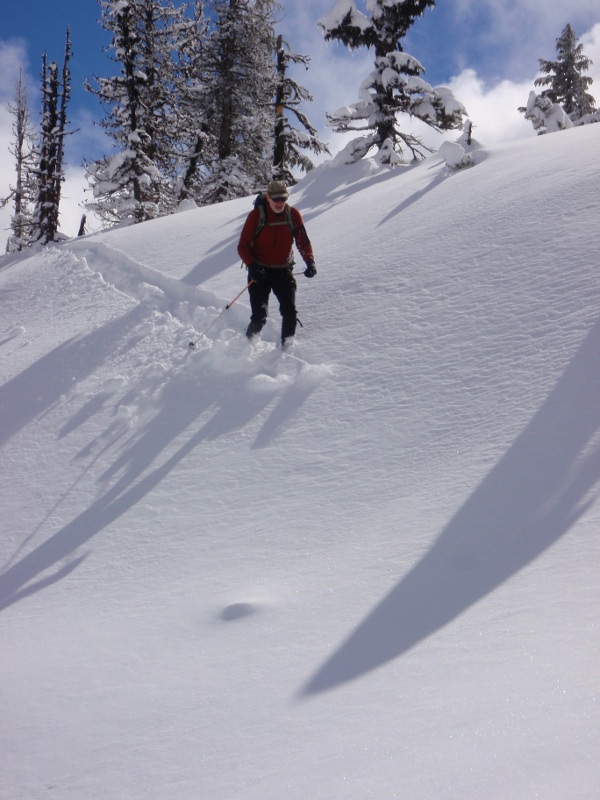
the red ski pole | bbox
[226,280,253,309]
[189,281,254,348]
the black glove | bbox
[248,261,266,283]
[304,262,317,278]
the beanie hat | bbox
[266,180,289,199]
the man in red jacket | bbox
[237,180,317,349]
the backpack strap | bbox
[251,194,267,247]
[284,205,294,234]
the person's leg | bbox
[246,279,270,339]
[272,269,298,347]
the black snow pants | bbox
[246,267,297,345]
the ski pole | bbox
[189,281,253,348]
[225,280,253,309]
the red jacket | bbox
[237,204,315,268]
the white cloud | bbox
[0,39,29,100]
[582,22,600,103]
[0,40,32,246]
[448,69,535,144]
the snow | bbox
[317,0,372,35]
[437,140,471,168]
[1,125,600,799]
[523,90,574,134]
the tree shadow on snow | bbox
[300,316,600,696]
[377,165,448,226]
[294,160,410,225]
[0,307,149,448]
[0,356,321,611]
[180,232,241,287]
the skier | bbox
[237,180,317,349]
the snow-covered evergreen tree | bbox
[272,34,330,184]
[520,90,574,135]
[170,1,213,204]
[192,0,279,205]
[534,23,596,122]
[32,55,60,243]
[3,71,37,252]
[85,0,186,226]
[318,0,466,163]
[30,30,72,244]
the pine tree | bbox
[31,30,72,244]
[85,0,185,225]
[171,1,213,204]
[272,34,330,184]
[318,0,466,163]
[534,23,596,121]
[3,71,37,252]
[192,0,280,205]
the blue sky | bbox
[2,0,600,235]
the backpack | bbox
[251,193,295,247]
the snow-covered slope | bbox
[1,125,599,800]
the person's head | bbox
[266,180,288,212]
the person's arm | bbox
[237,209,260,266]
[291,208,315,267]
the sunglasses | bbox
[270,196,287,202]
